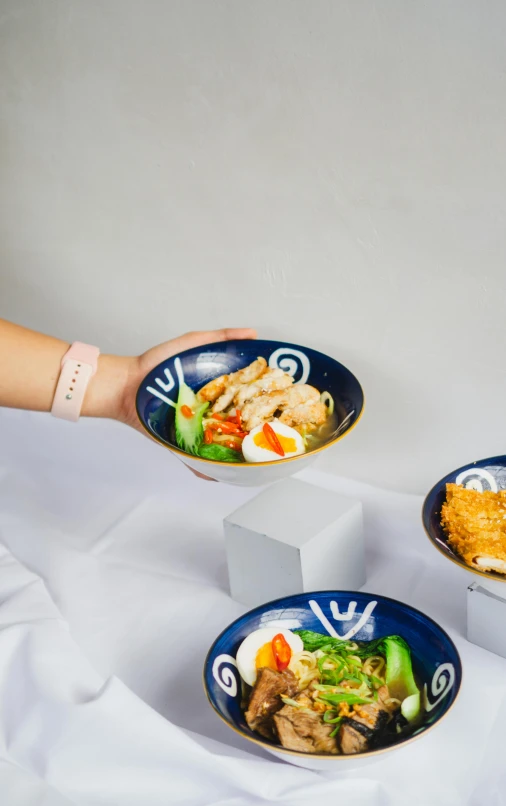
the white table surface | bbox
[0,407,504,806]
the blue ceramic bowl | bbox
[204,591,461,769]
[423,455,506,583]
[135,339,364,486]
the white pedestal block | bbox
[467,581,506,659]
[223,478,365,607]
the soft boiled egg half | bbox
[236,627,303,686]
[241,420,305,463]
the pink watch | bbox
[51,342,100,422]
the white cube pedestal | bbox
[467,578,506,659]
[224,478,365,607]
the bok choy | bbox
[175,382,209,455]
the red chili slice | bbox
[204,429,213,444]
[272,633,291,671]
[181,405,193,419]
[208,421,243,434]
[262,423,285,457]
[225,440,242,451]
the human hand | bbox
[117,328,256,431]
[0,319,255,481]
[86,328,256,479]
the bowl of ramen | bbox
[423,455,506,583]
[204,591,461,770]
[135,339,364,485]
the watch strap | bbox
[51,342,100,422]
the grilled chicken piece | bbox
[245,667,298,740]
[211,384,241,414]
[241,382,325,432]
[197,374,230,403]
[234,368,293,408]
[241,391,287,432]
[212,357,267,413]
[282,384,320,407]
[274,695,338,754]
[279,401,327,429]
[231,356,268,385]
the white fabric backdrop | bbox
[0,407,504,805]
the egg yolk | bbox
[255,641,277,670]
[253,431,297,454]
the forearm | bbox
[0,319,132,420]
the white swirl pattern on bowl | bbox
[423,662,455,712]
[212,654,239,696]
[268,348,310,384]
[455,466,506,492]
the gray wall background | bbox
[1,1,506,493]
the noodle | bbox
[288,651,320,690]
[362,656,386,679]
[288,645,406,717]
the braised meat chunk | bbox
[245,668,298,739]
[339,690,392,755]
[274,695,338,754]
[339,720,371,754]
